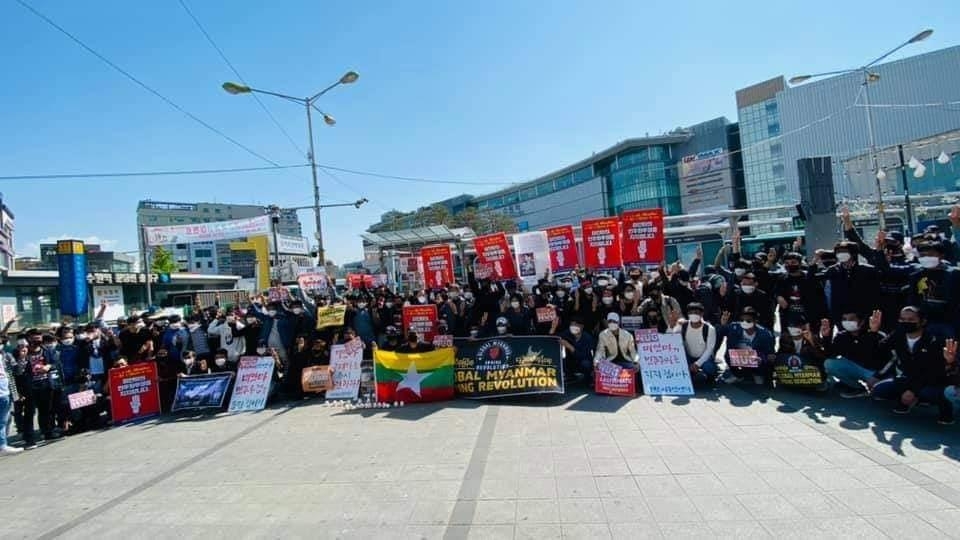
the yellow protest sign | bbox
[316,305,347,329]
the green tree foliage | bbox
[150,246,179,274]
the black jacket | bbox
[822,330,886,372]
[879,330,950,391]
[821,262,881,322]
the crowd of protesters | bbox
[5,204,960,456]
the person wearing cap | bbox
[872,306,956,424]
[821,240,881,324]
[719,306,775,385]
[638,282,681,328]
[493,316,511,337]
[774,252,827,325]
[906,240,959,339]
[559,316,596,384]
[380,326,402,351]
[723,271,774,331]
[670,302,718,385]
[594,312,638,371]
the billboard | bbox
[679,148,734,213]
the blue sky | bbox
[1,0,957,265]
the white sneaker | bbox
[753,375,765,385]
[0,445,24,455]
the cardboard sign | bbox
[432,334,454,348]
[728,348,760,368]
[403,305,438,343]
[621,208,665,265]
[228,357,275,412]
[774,354,824,386]
[420,244,454,289]
[635,329,694,396]
[513,231,550,286]
[473,233,517,280]
[546,225,578,272]
[594,361,637,397]
[581,217,623,270]
[316,305,347,329]
[68,389,97,410]
[536,307,557,323]
[327,338,363,400]
[108,363,161,424]
[301,366,334,393]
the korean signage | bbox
[228,356,275,412]
[635,329,693,396]
[472,233,517,280]
[679,148,733,213]
[545,225,578,273]
[86,272,159,285]
[621,208,665,266]
[144,215,272,246]
[272,234,309,255]
[580,218,622,271]
[420,244,454,289]
[92,285,125,322]
[327,338,363,400]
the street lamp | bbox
[789,29,933,232]
[221,70,360,266]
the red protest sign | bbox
[472,233,517,280]
[581,217,623,271]
[621,208,664,265]
[108,363,161,424]
[536,307,557,323]
[594,361,637,397]
[347,273,377,289]
[403,304,438,343]
[546,225,578,272]
[420,244,454,289]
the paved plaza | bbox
[5,385,960,539]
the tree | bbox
[151,246,179,274]
[452,207,516,235]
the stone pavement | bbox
[5,385,960,539]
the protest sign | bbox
[774,354,824,386]
[108,363,161,423]
[535,307,557,323]
[301,366,334,393]
[228,357,275,412]
[374,348,455,403]
[472,233,517,280]
[728,348,760,368]
[297,272,328,294]
[581,217,623,271]
[172,373,233,412]
[68,389,97,410]
[594,361,637,397]
[453,336,564,398]
[621,208,665,266]
[620,316,643,333]
[144,215,271,246]
[267,286,288,303]
[513,231,550,286]
[403,305,438,343]
[432,334,454,348]
[420,244,454,289]
[316,305,347,329]
[327,338,363,400]
[635,329,693,396]
[545,225,578,272]
[92,285,125,322]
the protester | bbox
[559,316,596,384]
[720,306,775,385]
[671,303,718,385]
[822,310,887,398]
[0,346,22,455]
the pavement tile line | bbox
[34,406,297,540]
[443,405,500,540]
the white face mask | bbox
[496,326,508,335]
[61,338,75,346]
[602,297,614,305]
[266,310,277,318]
[170,322,182,329]
[510,301,521,309]
[740,285,756,294]
[583,287,593,295]
[469,329,479,337]
[417,296,427,304]
[256,347,267,355]
[608,322,619,331]
[246,317,257,324]
[624,292,635,300]
[188,323,200,331]
[569,326,582,335]
[787,327,802,337]
[385,302,394,308]
[464,292,474,300]
[836,252,852,263]
[556,290,566,298]
[841,320,859,332]
[184,358,195,366]
[919,256,940,269]
[357,303,367,310]
[740,321,755,330]
[293,308,304,315]
[688,314,702,324]
[597,280,609,287]
[215,358,226,367]
[734,268,746,277]
[449,292,459,299]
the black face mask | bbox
[785,264,801,274]
[898,321,920,334]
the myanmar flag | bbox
[374,348,455,403]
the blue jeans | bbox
[0,394,10,448]
[690,358,718,384]
[945,386,960,411]
[874,377,952,419]
[824,357,874,389]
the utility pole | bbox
[898,144,915,235]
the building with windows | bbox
[30,243,135,273]
[0,197,14,271]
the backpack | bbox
[680,322,710,343]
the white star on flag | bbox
[396,361,430,397]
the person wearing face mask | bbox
[573,277,600,333]
[240,310,263,359]
[345,295,378,348]
[594,313,639,376]
[821,241,881,324]
[493,317,511,337]
[559,316,596,384]
[380,326,402,351]
[641,305,667,333]
[119,316,150,362]
[821,310,888,398]
[153,348,178,413]
[210,349,232,373]
[719,306,775,385]
[183,315,212,362]
[0,344,23,454]
[620,284,641,315]
[19,331,63,446]
[397,330,436,353]
[777,315,827,387]
[502,294,533,336]
[162,315,190,369]
[288,300,317,342]
[671,303,718,385]
[207,313,246,365]
[723,272,774,331]
[440,287,466,338]
[774,253,827,325]
[906,241,959,339]
[251,300,296,373]
[872,306,956,423]
[638,283,681,328]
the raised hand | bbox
[820,318,832,338]
[840,204,851,227]
[695,246,703,260]
[945,339,958,364]
[869,310,882,333]
[720,311,731,326]
[950,204,960,229]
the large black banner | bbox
[453,336,564,398]
[172,373,234,411]
[774,354,823,386]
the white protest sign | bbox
[327,338,363,400]
[228,356,275,412]
[92,285,125,322]
[635,329,694,396]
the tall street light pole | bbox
[222,70,359,266]
[789,29,933,232]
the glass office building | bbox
[735,77,788,210]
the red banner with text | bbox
[621,208,665,266]
[402,305,439,343]
[472,233,517,280]
[108,363,161,424]
[581,218,623,271]
[545,225,579,273]
[420,244,454,289]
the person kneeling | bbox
[670,303,718,386]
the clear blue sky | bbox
[1,0,956,265]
